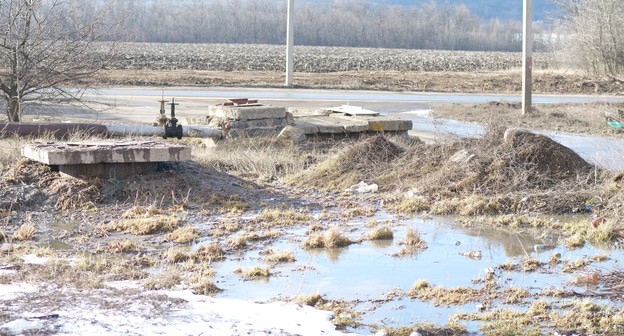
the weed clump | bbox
[255,207,311,227]
[302,227,354,249]
[166,226,202,243]
[521,257,542,272]
[289,135,403,191]
[107,239,141,253]
[372,126,601,217]
[295,293,324,307]
[163,247,191,263]
[193,243,225,262]
[191,277,223,296]
[144,273,182,290]
[263,249,296,263]
[364,226,393,240]
[235,265,270,279]
[393,228,428,256]
[13,224,37,241]
[108,215,181,235]
[122,205,163,218]
[407,280,490,306]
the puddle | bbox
[190,211,623,333]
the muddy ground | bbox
[1,127,624,335]
[3,59,624,335]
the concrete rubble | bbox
[206,100,412,138]
[207,98,291,137]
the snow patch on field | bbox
[0,282,359,336]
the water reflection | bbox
[206,214,623,332]
[305,247,348,263]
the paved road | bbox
[27,86,624,171]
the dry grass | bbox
[193,243,225,262]
[364,226,393,240]
[48,176,101,211]
[163,246,191,263]
[235,265,271,279]
[255,208,312,227]
[454,299,624,336]
[434,101,624,138]
[393,228,428,256]
[294,293,324,307]
[226,235,248,249]
[193,136,315,178]
[144,272,182,290]
[521,257,542,272]
[263,249,296,263]
[0,138,26,170]
[165,226,202,243]
[563,258,590,273]
[301,227,354,249]
[13,224,37,241]
[190,277,222,296]
[399,228,426,247]
[122,204,164,218]
[407,280,489,306]
[289,135,403,191]
[107,239,141,253]
[108,215,181,235]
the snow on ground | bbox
[0,282,361,336]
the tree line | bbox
[118,0,529,52]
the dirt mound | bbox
[502,128,595,181]
[376,127,603,215]
[290,135,404,191]
[99,161,282,211]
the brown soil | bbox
[95,69,624,95]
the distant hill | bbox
[303,0,558,22]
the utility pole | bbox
[285,0,294,86]
[522,0,533,115]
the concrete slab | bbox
[208,105,287,120]
[294,115,412,135]
[359,116,413,132]
[22,140,191,165]
[294,116,368,134]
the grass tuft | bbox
[364,226,394,240]
[235,265,271,279]
[13,224,37,241]
[166,226,202,243]
[302,227,354,249]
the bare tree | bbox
[554,0,624,75]
[0,0,128,122]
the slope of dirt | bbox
[287,135,404,191]
[0,160,290,215]
[293,131,603,215]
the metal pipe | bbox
[0,123,222,140]
[0,123,108,138]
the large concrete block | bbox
[208,105,287,120]
[22,140,191,165]
[294,116,370,134]
[59,162,159,179]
